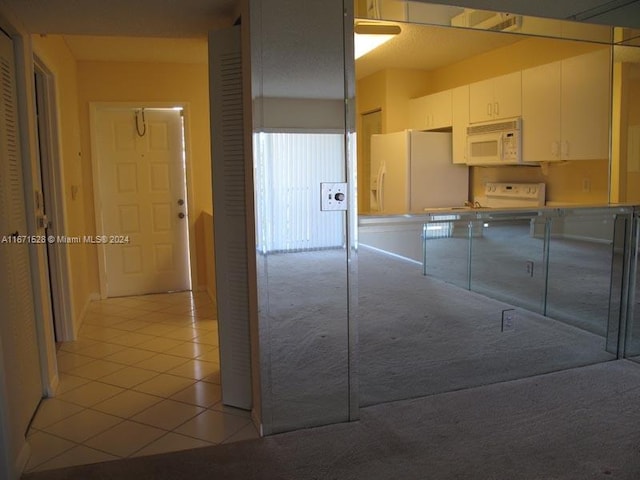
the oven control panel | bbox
[484,182,546,208]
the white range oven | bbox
[482,182,546,208]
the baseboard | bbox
[359,243,422,267]
[552,233,612,245]
[195,284,217,304]
[46,373,59,398]
[251,409,263,437]
[15,439,30,479]
[206,286,216,303]
[76,292,100,338]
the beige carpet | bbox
[22,360,640,480]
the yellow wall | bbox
[431,36,602,92]
[470,161,609,205]
[356,68,432,133]
[356,70,385,213]
[31,35,93,330]
[76,60,212,289]
[384,68,433,132]
[624,74,640,202]
[356,33,612,207]
[356,70,386,125]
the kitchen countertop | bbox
[358,203,637,226]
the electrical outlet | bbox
[321,182,347,211]
[502,309,516,332]
[526,260,534,277]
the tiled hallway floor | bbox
[25,291,258,473]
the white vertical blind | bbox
[256,132,344,253]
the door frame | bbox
[89,102,197,298]
[33,56,75,343]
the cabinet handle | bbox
[551,141,559,157]
[494,102,499,116]
[487,103,492,116]
[561,140,569,157]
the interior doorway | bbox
[91,105,192,298]
[33,58,74,343]
[359,109,382,213]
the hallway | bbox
[24,292,258,473]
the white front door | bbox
[95,107,191,297]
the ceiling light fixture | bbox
[354,23,401,59]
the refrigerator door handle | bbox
[377,163,386,212]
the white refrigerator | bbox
[370,130,469,214]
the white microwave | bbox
[466,118,522,165]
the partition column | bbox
[247,0,357,434]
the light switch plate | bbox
[321,182,348,211]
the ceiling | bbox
[2,0,237,37]
[5,0,640,38]
[1,0,232,64]
[61,36,208,64]
[3,0,640,88]
[426,0,640,28]
[355,22,522,79]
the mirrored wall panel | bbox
[353,1,636,408]
[358,208,624,407]
[250,0,352,434]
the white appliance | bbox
[466,118,522,165]
[370,130,469,214]
[483,182,546,208]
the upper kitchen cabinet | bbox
[469,71,522,123]
[452,85,469,164]
[522,61,562,161]
[522,48,611,162]
[561,48,610,161]
[408,89,452,130]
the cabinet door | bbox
[522,61,561,162]
[493,71,521,120]
[409,95,430,130]
[470,72,522,123]
[409,90,452,130]
[452,85,469,164]
[561,48,611,161]
[430,89,452,129]
[469,77,495,123]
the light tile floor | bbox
[25,291,259,473]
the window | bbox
[255,132,345,253]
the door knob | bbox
[178,212,185,219]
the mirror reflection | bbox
[354,4,638,406]
[614,29,640,362]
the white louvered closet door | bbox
[0,30,43,440]
[209,26,252,410]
